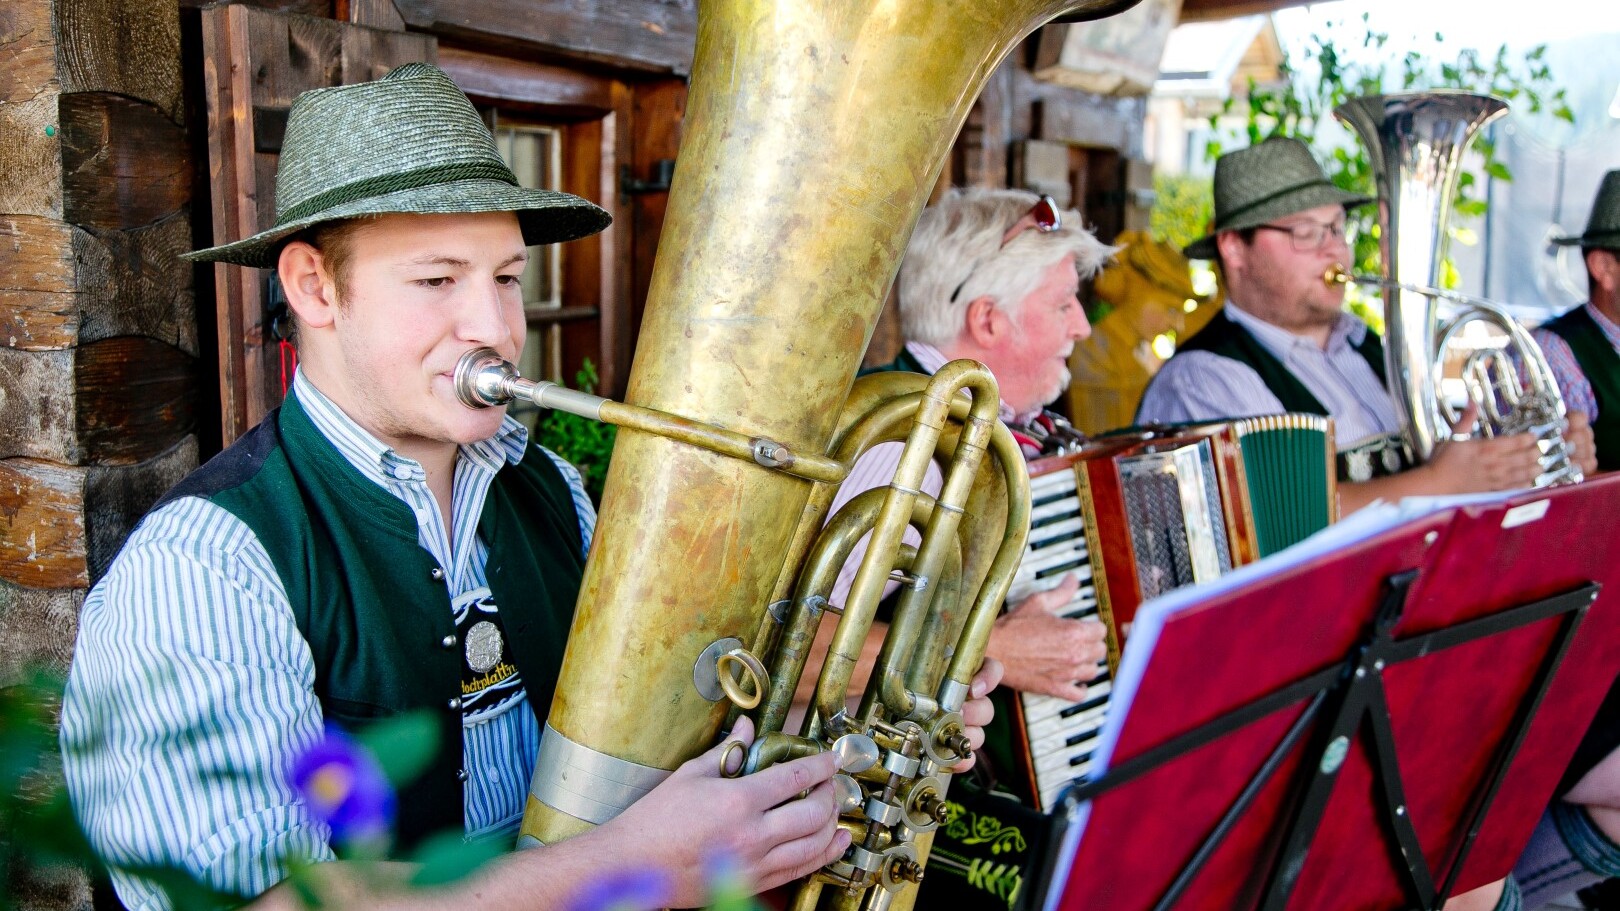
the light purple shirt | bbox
[1136,304,1401,451]
[1531,302,1620,422]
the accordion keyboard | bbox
[1012,465,1113,811]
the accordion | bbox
[1004,413,1337,810]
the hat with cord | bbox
[1183,136,1372,261]
[186,62,610,267]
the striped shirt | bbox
[59,371,595,911]
[1137,304,1402,451]
[1531,302,1620,421]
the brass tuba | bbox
[1330,92,1583,486]
[468,0,1141,906]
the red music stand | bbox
[1033,473,1620,911]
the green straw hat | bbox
[1183,136,1373,261]
[1552,169,1620,252]
[186,62,610,267]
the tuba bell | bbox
[1329,91,1583,487]
[464,0,1143,907]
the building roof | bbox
[1155,15,1283,100]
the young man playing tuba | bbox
[1136,136,1598,514]
[59,63,1003,911]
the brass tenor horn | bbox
[464,0,1142,901]
[457,350,1031,907]
[1330,91,1582,486]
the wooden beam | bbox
[1179,0,1314,22]
[1,0,183,118]
[0,437,196,590]
[394,0,697,75]
[0,582,85,682]
[1018,64,1147,157]
[0,458,87,589]
[0,93,64,220]
[0,338,197,465]
[440,45,621,113]
[346,0,406,31]
[57,91,191,232]
[0,213,197,354]
[0,0,62,106]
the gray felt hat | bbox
[186,62,610,267]
[1183,136,1373,261]
[1552,170,1620,252]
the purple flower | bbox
[567,866,676,911]
[288,727,395,848]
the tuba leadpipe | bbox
[1330,91,1582,487]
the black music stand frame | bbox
[1039,572,1601,911]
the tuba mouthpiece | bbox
[453,347,518,408]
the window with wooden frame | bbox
[490,116,570,405]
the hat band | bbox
[275,160,518,226]
[1219,177,1338,228]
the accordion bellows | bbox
[1006,413,1337,810]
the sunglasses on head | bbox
[949,195,1063,304]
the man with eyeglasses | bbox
[806,188,1117,706]
[1136,137,1589,515]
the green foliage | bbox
[1204,16,1575,295]
[1149,172,1215,252]
[0,670,495,911]
[535,359,617,504]
[405,832,505,889]
[353,711,439,792]
[2,673,97,901]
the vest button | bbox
[441,634,456,649]
[456,768,469,782]
[430,566,445,582]
[447,696,462,710]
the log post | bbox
[0,1,194,905]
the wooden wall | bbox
[0,0,199,690]
[1,0,198,908]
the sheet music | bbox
[1040,485,1543,911]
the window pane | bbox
[493,123,562,309]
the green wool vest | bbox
[1542,305,1620,471]
[1168,310,1409,481]
[859,347,929,377]
[155,392,583,849]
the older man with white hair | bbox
[809,188,1116,704]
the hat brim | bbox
[185,179,612,267]
[1183,183,1373,261]
[1551,230,1620,251]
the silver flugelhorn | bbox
[1330,91,1582,487]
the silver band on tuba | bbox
[1328,91,1583,487]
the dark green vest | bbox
[155,391,583,848]
[859,347,929,376]
[1542,305,1620,471]
[1166,309,1410,481]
